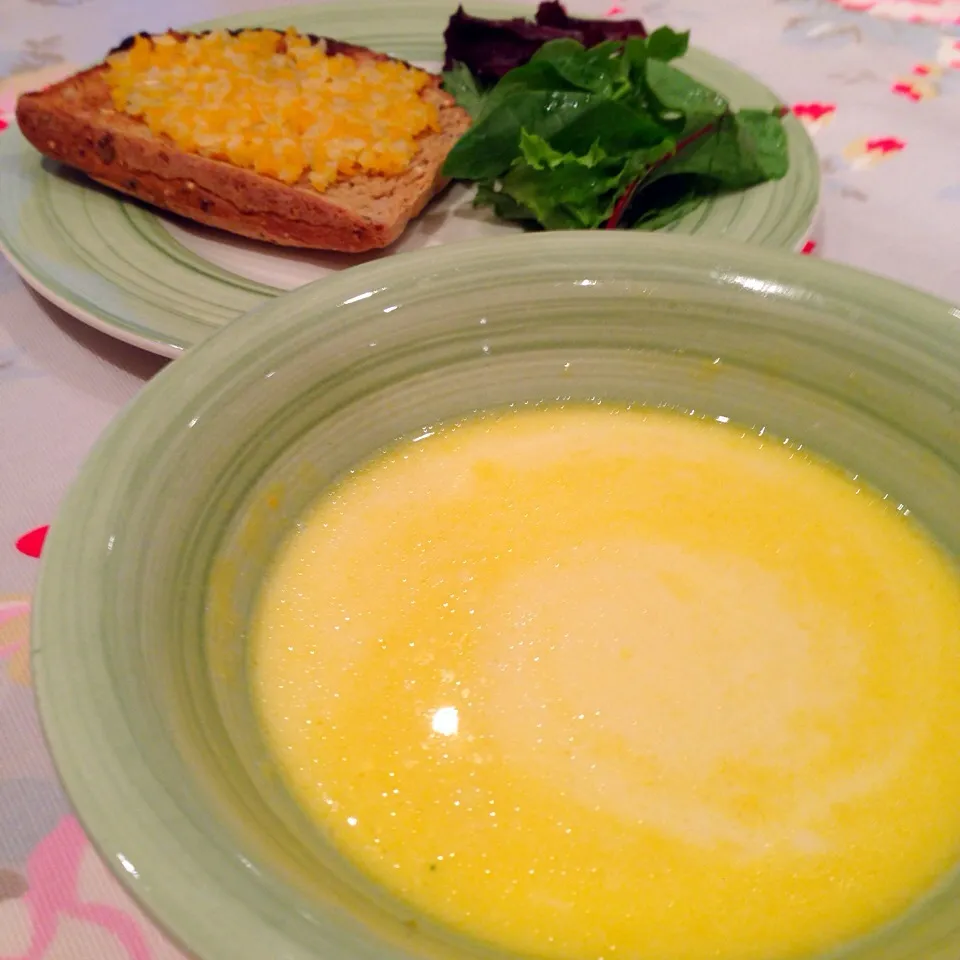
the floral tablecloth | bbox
[1,0,959,956]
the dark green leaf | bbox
[484,56,578,98]
[442,62,488,118]
[646,60,727,120]
[639,110,787,191]
[442,88,597,180]
[730,108,790,181]
[617,109,789,229]
[529,37,585,63]
[645,26,690,62]
[619,38,685,133]
[446,45,594,134]
[530,38,629,97]
[622,35,647,81]
[629,175,707,229]
[474,183,541,225]
[460,55,585,128]
[549,99,670,156]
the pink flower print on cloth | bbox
[939,36,960,69]
[0,91,15,130]
[792,102,837,134]
[827,0,960,25]
[0,816,187,960]
[888,37,960,102]
[842,136,907,169]
[892,68,940,100]
[0,597,31,687]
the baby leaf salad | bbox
[440,4,789,231]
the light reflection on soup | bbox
[251,405,960,960]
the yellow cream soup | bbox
[251,406,960,960]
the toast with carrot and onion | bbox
[16,28,471,252]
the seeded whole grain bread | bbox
[16,30,472,253]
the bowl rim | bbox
[31,231,960,960]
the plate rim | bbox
[0,233,185,356]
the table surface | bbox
[2,0,959,955]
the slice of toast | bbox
[16,31,471,253]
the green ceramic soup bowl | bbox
[33,233,960,960]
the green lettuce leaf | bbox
[529,39,631,98]
[441,34,790,233]
[638,109,788,193]
[442,62,488,118]
[645,25,690,62]
[629,177,707,230]
[623,109,788,228]
[645,60,728,121]
[443,89,599,181]
[485,132,629,229]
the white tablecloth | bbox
[1,0,959,955]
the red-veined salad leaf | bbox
[443,1,647,84]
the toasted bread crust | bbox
[16,32,471,252]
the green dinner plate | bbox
[0,0,820,357]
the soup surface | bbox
[251,406,960,960]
